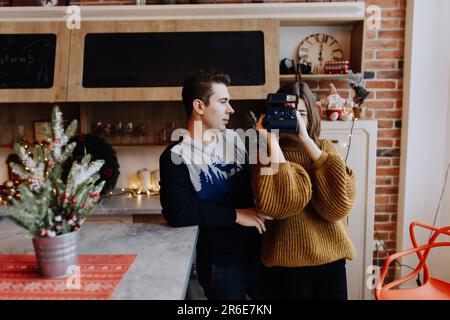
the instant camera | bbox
[262,93,299,133]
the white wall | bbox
[0,147,164,190]
[114,146,164,189]
[430,48,450,281]
[398,0,450,280]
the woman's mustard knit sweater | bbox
[251,139,357,267]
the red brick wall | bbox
[3,0,406,274]
[364,0,405,272]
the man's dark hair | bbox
[182,69,231,119]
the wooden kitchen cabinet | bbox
[0,22,70,103]
[1,3,366,103]
[67,19,279,102]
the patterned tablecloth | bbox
[0,254,137,300]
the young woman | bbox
[252,81,357,300]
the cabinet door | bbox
[67,19,279,102]
[320,120,377,300]
[0,22,70,103]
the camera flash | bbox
[286,95,297,102]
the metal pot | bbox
[32,230,80,279]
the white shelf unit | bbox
[321,120,377,300]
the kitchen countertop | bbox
[0,194,163,217]
[95,194,162,215]
[0,216,198,300]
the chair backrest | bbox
[376,241,450,299]
[375,221,450,299]
[409,222,450,282]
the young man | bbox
[159,70,265,300]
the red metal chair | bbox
[375,221,450,300]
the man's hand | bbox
[235,208,271,234]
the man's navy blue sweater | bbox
[159,134,260,265]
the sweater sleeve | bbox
[309,140,357,222]
[251,161,312,219]
[159,147,237,228]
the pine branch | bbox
[65,119,78,140]
[34,144,44,165]
[41,122,52,143]
[9,163,30,180]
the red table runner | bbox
[0,254,137,300]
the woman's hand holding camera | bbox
[256,115,287,164]
[259,104,322,163]
[296,111,310,142]
[293,110,323,162]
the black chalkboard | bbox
[83,31,265,88]
[0,34,56,89]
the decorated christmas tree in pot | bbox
[8,105,105,278]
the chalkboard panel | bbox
[0,34,56,89]
[83,31,265,88]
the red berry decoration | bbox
[38,229,47,237]
[71,197,77,205]
[71,226,79,232]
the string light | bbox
[101,187,158,200]
[344,117,356,165]
[374,227,416,273]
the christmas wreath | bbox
[62,134,120,195]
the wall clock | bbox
[298,33,344,74]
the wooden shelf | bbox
[280,74,350,81]
[111,144,168,149]
[0,3,366,22]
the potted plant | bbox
[7,106,105,278]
